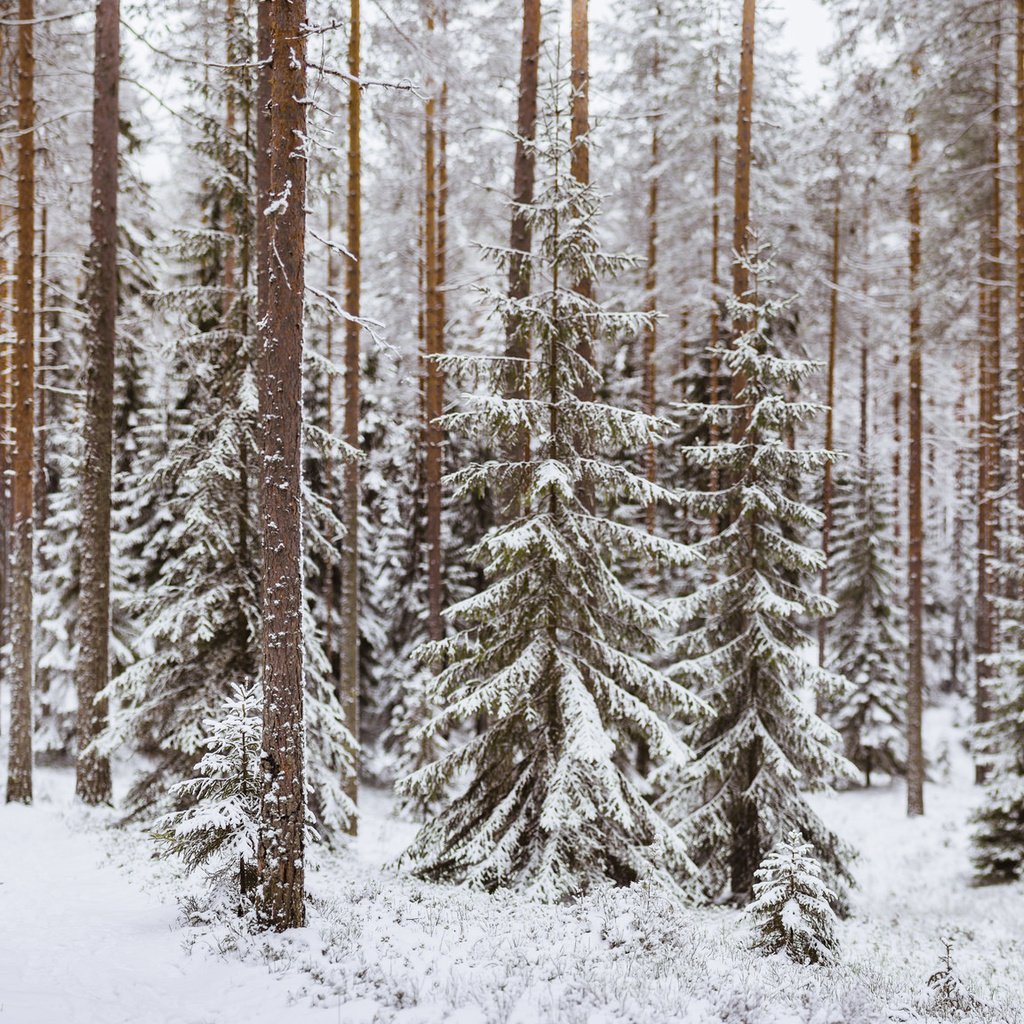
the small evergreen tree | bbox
[748,829,840,966]
[971,519,1024,883]
[662,244,856,902]
[397,64,707,900]
[828,457,907,786]
[153,681,262,903]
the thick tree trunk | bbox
[255,0,308,932]
[340,0,362,827]
[6,0,36,805]
[906,54,925,818]
[506,0,541,476]
[0,196,9,723]
[75,0,119,806]
[819,184,841,670]
[423,7,444,644]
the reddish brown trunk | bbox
[819,186,841,669]
[75,0,119,807]
[255,0,308,931]
[570,0,595,401]
[730,0,756,436]
[906,52,925,818]
[6,0,35,805]
[423,7,444,644]
[506,0,541,474]
[340,0,362,826]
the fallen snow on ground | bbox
[2,703,1022,1023]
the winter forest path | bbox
[0,771,328,1024]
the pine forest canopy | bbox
[0,0,1021,943]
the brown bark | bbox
[340,0,361,826]
[74,0,119,807]
[1017,0,1024,511]
[730,0,756,436]
[6,0,35,805]
[255,0,308,932]
[642,115,658,534]
[976,24,1003,784]
[906,50,925,818]
[708,49,722,507]
[0,195,8,724]
[818,184,841,669]
[506,0,541,474]
[423,6,444,644]
[570,0,595,401]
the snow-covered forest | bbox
[1,0,1022,1021]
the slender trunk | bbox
[819,183,841,669]
[340,0,362,826]
[6,0,35,805]
[0,196,8,733]
[74,0,119,806]
[570,0,594,401]
[506,0,541,477]
[976,22,1004,783]
[642,102,659,534]
[423,6,444,644]
[708,49,722,511]
[255,0,308,932]
[730,0,756,437]
[906,48,925,818]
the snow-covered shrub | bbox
[748,829,840,966]
[924,938,981,1018]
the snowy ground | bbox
[2,704,1022,1024]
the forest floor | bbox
[2,702,1023,1024]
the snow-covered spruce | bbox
[747,829,840,966]
[971,516,1024,883]
[396,64,708,900]
[826,455,907,787]
[661,243,857,902]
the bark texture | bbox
[255,0,308,932]
[340,0,362,827]
[6,0,36,805]
[75,0,120,806]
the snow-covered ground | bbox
[2,704,1022,1024]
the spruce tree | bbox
[397,64,707,900]
[748,829,840,966]
[663,244,856,901]
[971,517,1024,883]
[827,457,907,787]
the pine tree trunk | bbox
[6,0,36,805]
[708,48,722,510]
[423,6,444,644]
[976,25,1003,784]
[819,184,841,669]
[75,0,119,806]
[340,0,362,827]
[0,196,8,736]
[642,117,658,534]
[506,0,541,474]
[730,0,756,434]
[906,53,925,818]
[570,0,595,401]
[255,0,308,932]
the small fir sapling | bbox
[396,61,708,900]
[925,937,982,1016]
[747,829,840,966]
[152,682,263,902]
